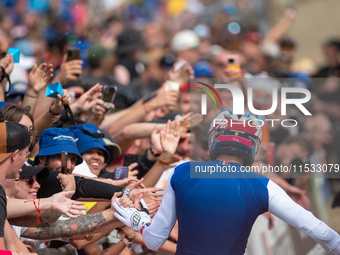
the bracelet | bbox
[122,236,135,249]
[158,158,171,165]
[149,147,161,157]
[25,93,38,98]
[24,198,41,224]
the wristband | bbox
[25,93,38,98]
[49,106,61,118]
[158,158,171,165]
[149,147,161,157]
[122,236,134,249]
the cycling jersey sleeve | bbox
[267,180,340,254]
[142,171,177,251]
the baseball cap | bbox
[20,161,49,179]
[69,124,111,163]
[193,61,213,78]
[170,30,200,52]
[0,121,30,163]
[6,81,27,97]
[34,128,83,165]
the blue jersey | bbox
[170,161,269,255]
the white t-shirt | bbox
[72,160,97,178]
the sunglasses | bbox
[17,177,41,188]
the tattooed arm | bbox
[20,209,120,239]
[8,210,61,227]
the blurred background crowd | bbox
[1,0,340,254]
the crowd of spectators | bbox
[0,0,339,254]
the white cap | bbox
[171,29,200,52]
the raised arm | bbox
[22,63,53,115]
[7,190,85,219]
[106,86,179,136]
[114,123,166,154]
[33,55,83,119]
[142,120,180,187]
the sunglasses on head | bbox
[17,177,41,188]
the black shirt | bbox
[0,185,7,237]
[37,170,124,200]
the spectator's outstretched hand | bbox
[168,59,194,85]
[112,192,134,208]
[152,86,179,108]
[0,37,9,55]
[111,177,142,188]
[0,53,14,75]
[129,186,164,209]
[57,173,76,191]
[150,124,163,154]
[121,225,136,240]
[72,83,102,113]
[127,162,139,179]
[50,190,86,218]
[91,98,114,123]
[54,54,83,85]
[28,63,53,94]
[285,184,310,209]
[160,120,181,155]
[126,178,145,189]
[50,89,71,115]
[284,6,298,21]
[178,112,203,133]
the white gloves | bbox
[112,197,151,232]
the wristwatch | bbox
[120,188,131,198]
[122,235,135,249]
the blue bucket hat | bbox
[69,124,111,163]
[77,123,121,160]
[34,128,83,165]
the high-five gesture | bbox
[160,120,181,155]
[50,190,86,218]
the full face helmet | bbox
[208,109,262,166]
